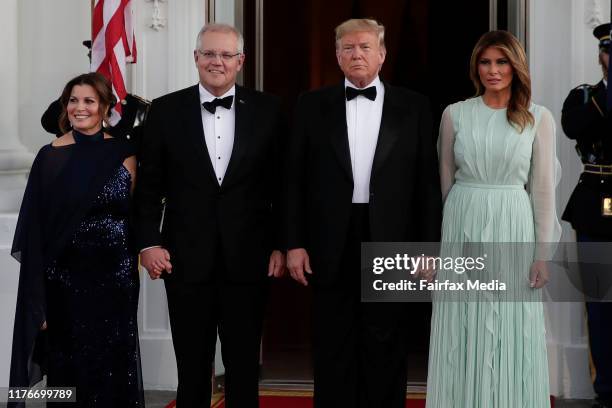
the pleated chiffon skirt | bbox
[425,182,550,408]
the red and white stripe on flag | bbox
[91,0,137,125]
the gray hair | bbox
[195,23,244,53]
[335,18,385,49]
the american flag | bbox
[91,0,137,125]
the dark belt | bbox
[584,164,612,176]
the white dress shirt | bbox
[199,83,236,185]
[140,84,236,253]
[345,76,384,203]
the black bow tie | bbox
[202,95,234,114]
[345,86,377,101]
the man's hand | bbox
[287,248,312,286]
[140,247,172,280]
[268,250,286,278]
[529,260,549,289]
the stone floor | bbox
[145,390,177,408]
[143,390,596,408]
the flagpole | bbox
[91,0,94,43]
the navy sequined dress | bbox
[44,162,143,406]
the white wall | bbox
[131,0,207,390]
[0,217,19,390]
[17,0,91,152]
[215,0,236,26]
[530,0,610,399]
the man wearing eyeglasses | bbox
[286,18,441,408]
[135,23,285,408]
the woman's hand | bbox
[41,321,47,330]
[415,256,436,283]
[140,247,172,279]
[529,260,550,289]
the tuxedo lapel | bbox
[327,84,353,183]
[182,85,218,185]
[371,83,402,181]
[222,85,252,186]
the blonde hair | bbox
[335,18,385,50]
[469,30,534,132]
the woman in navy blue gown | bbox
[9,72,144,407]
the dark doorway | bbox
[247,0,491,388]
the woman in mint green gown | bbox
[425,31,561,408]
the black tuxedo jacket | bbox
[562,80,612,235]
[286,81,442,284]
[135,84,285,283]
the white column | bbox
[530,0,610,399]
[0,0,34,389]
[0,0,35,212]
[135,0,209,390]
[167,0,206,91]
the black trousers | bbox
[577,232,612,404]
[312,204,410,408]
[164,259,267,408]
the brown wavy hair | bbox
[58,72,116,133]
[469,30,534,132]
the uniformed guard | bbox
[562,22,612,408]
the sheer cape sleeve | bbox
[9,140,133,400]
[438,105,456,202]
[527,107,562,260]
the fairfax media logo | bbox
[371,279,506,292]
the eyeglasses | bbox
[197,50,242,61]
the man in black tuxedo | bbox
[135,23,285,408]
[286,18,441,408]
